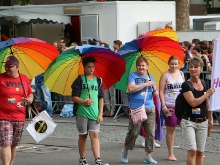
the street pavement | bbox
[2,114,220,165]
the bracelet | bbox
[162,104,166,108]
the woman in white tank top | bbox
[159,56,185,161]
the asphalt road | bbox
[1,114,220,165]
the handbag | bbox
[18,73,57,143]
[26,109,57,143]
[130,88,148,125]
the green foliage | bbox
[19,0,32,6]
[203,0,220,11]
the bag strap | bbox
[143,87,148,103]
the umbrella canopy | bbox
[44,45,126,96]
[0,37,59,79]
[139,28,178,41]
[114,36,184,92]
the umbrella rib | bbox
[50,56,80,95]
[14,43,57,61]
[85,54,125,88]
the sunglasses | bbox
[4,65,15,69]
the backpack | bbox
[175,79,207,120]
[60,104,74,118]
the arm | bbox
[72,96,86,105]
[24,77,33,104]
[24,93,33,104]
[159,72,168,114]
[206,98,213,128]
[97,91,104,123]
[183,86,215,107]
[128,81,154,93]
[97,79,104,123]
[207,64,212,72]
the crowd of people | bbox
[0,24,218,165]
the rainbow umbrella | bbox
[0,37,59,79]
[44,45,126,96]
[139,28,178,41]
[114,36,184,92]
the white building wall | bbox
[116,1,176,44]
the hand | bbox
[22,97,33,105]
[202,54,209,61]
[153,89,159,96]
[83,99,93,107]
[162,106,168,114]
[97,114,103,124]
[208,119,213,129]
[145,81,154,87]
[206,87,215,96]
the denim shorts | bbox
[76,115,100,135]
[0,120,24,147]
[181,119,208,152]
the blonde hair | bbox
[165,23,174,30]
[188,56,204,68]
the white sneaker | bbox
[121,149,128,163]
[154,141,161,148]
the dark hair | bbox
[193,46,201,53]
[82,56,96,67]
[88,39,96,45]
[114,40,122,47]
[192,39,200,44]
[101,42,110,49]
[183,41,191,50]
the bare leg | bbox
[166,126,176,160]
[196,151,204,165]
[89,131,100,159]
[1,146,11,165]
[187,150,196,165]
[78,134,88,158]
[123,146,128,152]
[9,145,17,165]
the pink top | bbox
[164,71,184,106]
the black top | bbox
[182,81,207,118]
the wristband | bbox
[162,104,166,108]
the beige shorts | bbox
[181,119,208,152]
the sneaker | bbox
[94,158,109,165]
[144,156,157,164]
[154,141,161,148]
[121,149,128,163]
[79,157,89,165]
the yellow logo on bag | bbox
[35,121,47,133]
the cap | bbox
[2,56,19,65]
[93,39,102,43]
